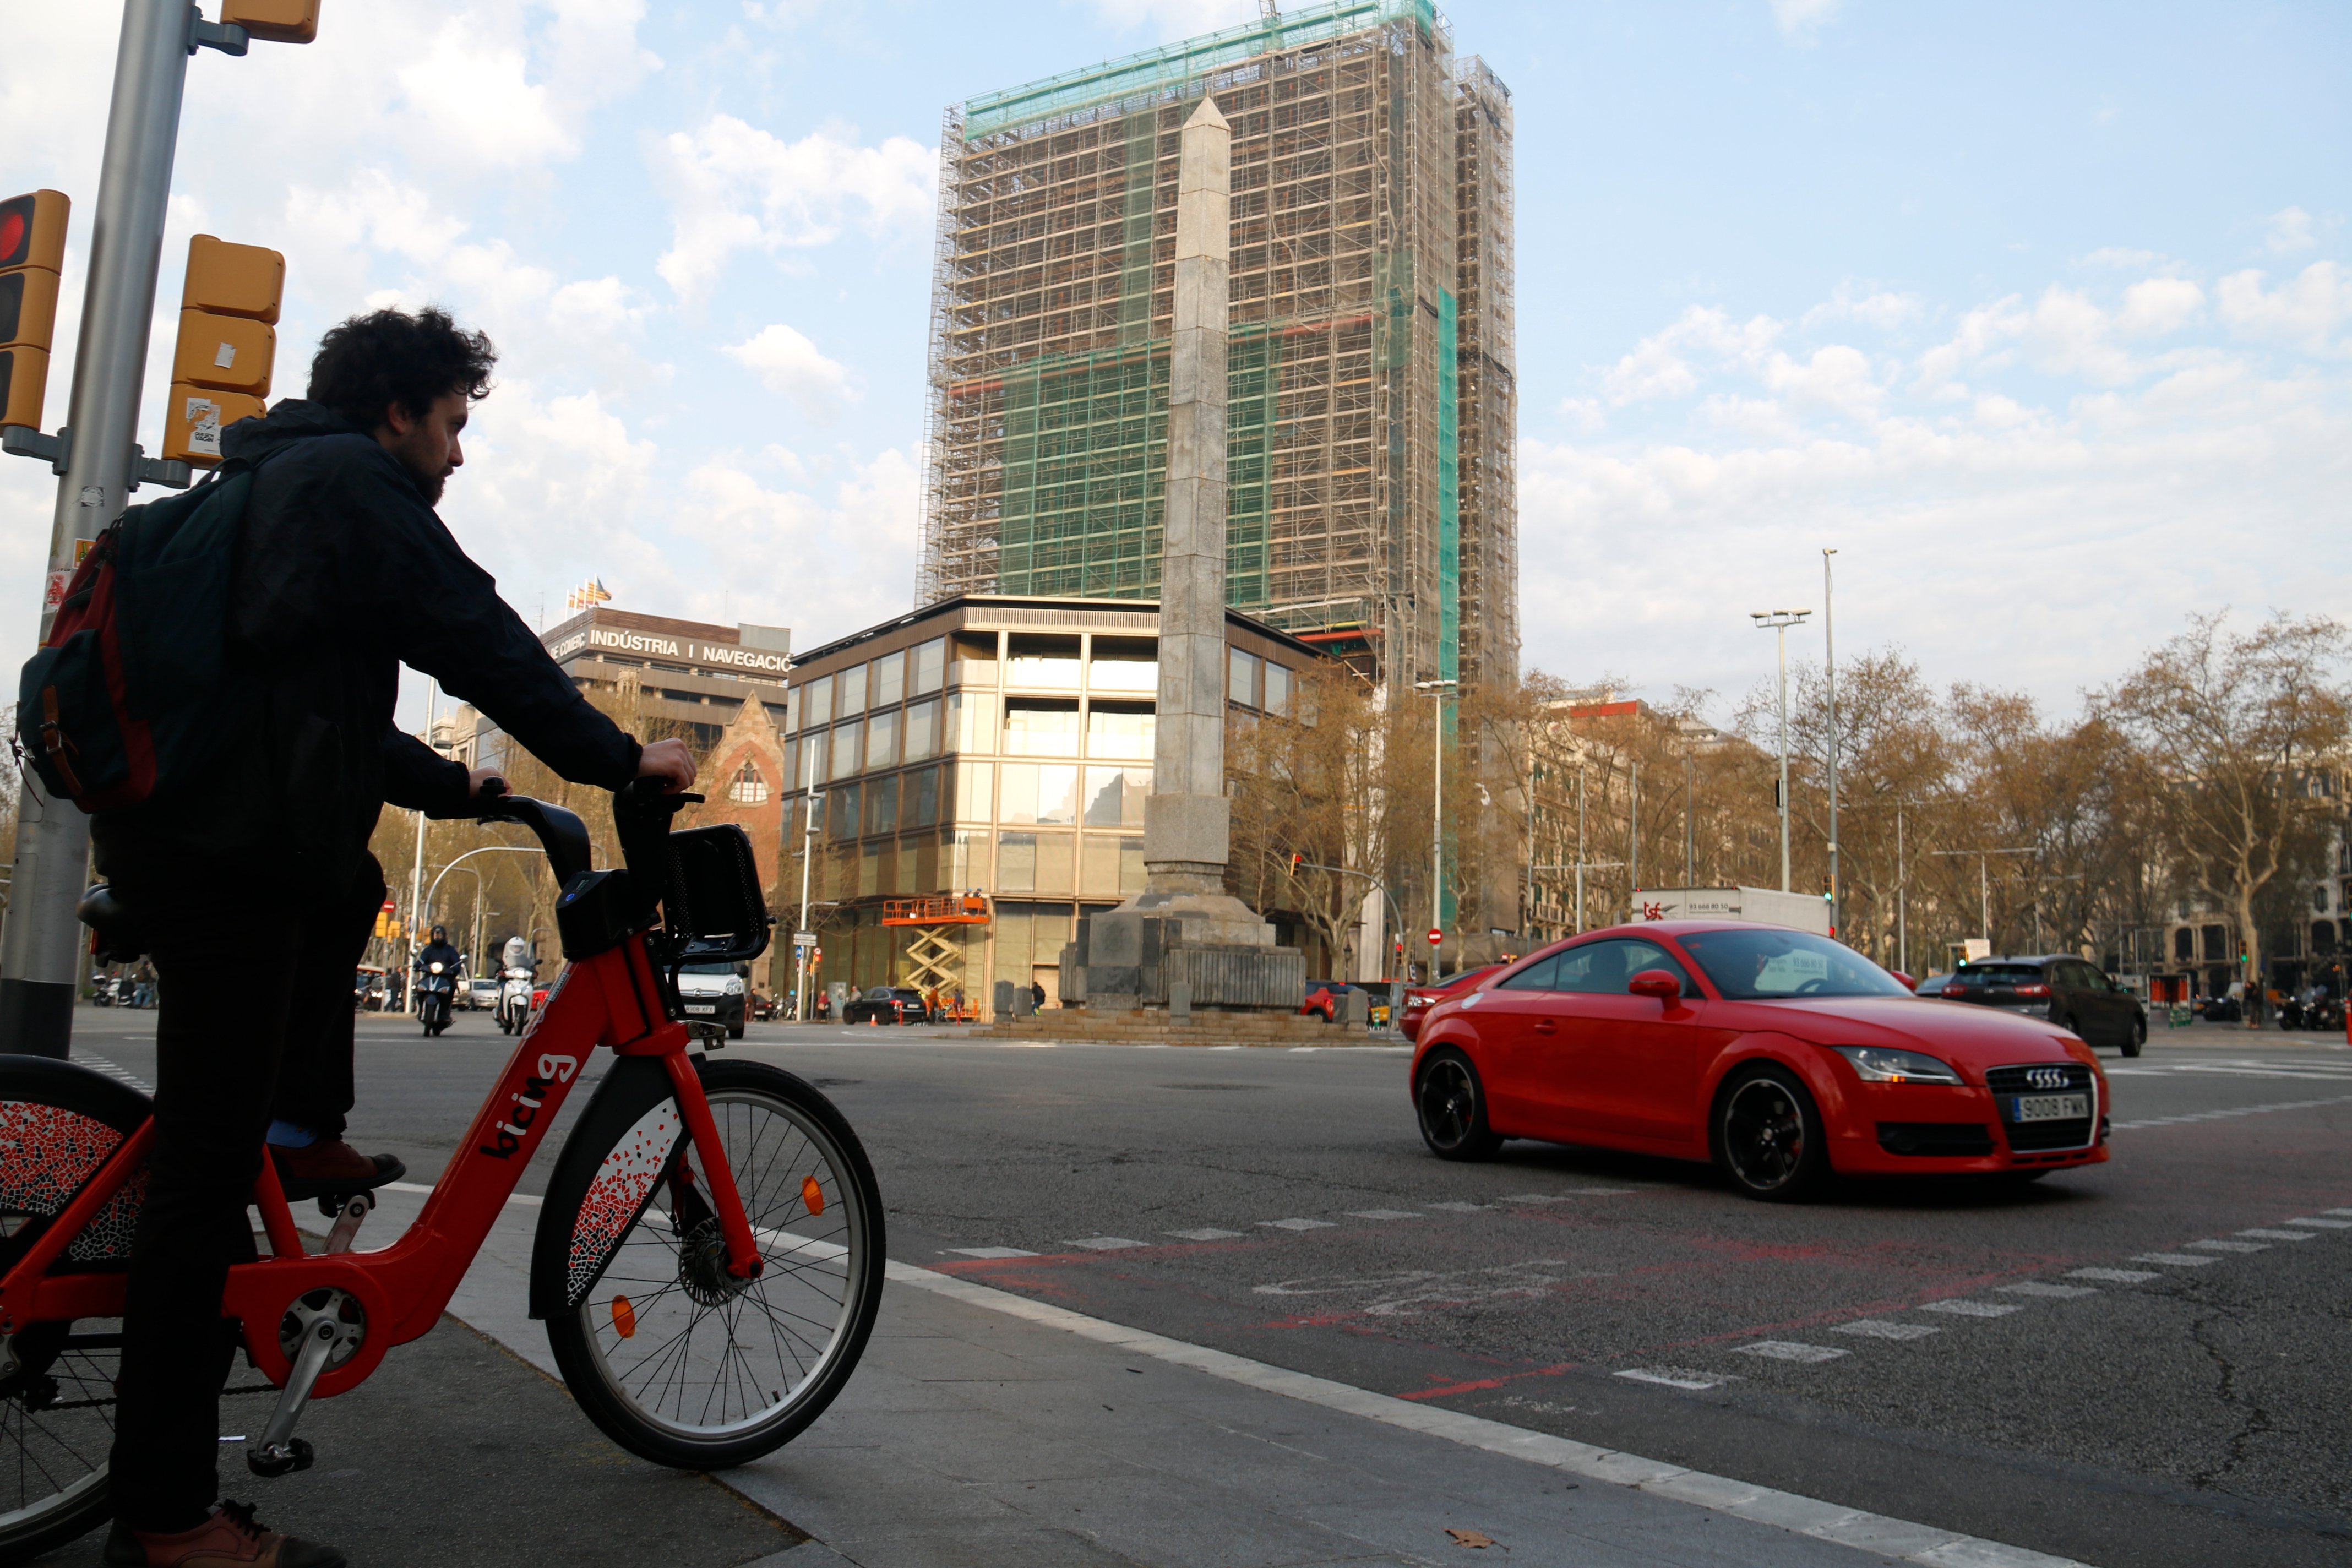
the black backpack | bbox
[17,461,251,813]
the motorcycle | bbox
[417,960,459,1036]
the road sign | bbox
[794,930,816,946]
[1427,927,1442,946]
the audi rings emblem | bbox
[2027,1067,2067,1090]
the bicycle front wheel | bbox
[538,1058,884,1469]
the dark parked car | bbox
[1940,955,2145,1056]
[843,986,932,1025]
[1913,972,1954,998]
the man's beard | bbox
[400,451,449,506]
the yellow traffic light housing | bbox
[164,234,283,465]
[0,189,71,432]
[221,1,319,44]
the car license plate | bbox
[2011,1092,2087,1122]
[685,1004,716,1015]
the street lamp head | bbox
[1414,678,1458,692]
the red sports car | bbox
[1409,921,2109,1200]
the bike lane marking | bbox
[880,1256,2086,1568]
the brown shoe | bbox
[269,1140,406,1201]
[104,1501,346,1567]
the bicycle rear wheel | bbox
[537,1058,884,1469]
[0,1059,149,1556]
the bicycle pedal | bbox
[247,1436,313,1478]
[314,1189,377,1219]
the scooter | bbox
[416,960,458,1036]
[494,965,535,1034]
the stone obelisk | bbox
[1068,95,1297,1012]
[1144,94,1243,907]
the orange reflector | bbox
[802,1175,825,1216]
[611,1294,636,1339]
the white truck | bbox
[1627,886,1832,937]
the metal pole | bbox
[1431,694,1444,972]
[405,682,438,1014]
[1777,622,1792,892]
[0,1,195,1057]
[1897,803,1907,976]
[1575,767,1586,932]
[1823,548,1839,935]
[796,792,819,1021]
[1981,853,1990,944]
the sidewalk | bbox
[366,1186,2077,1568]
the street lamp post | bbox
[1414,678,1458,973]
[1750,610,1812,892]
[1930,846,2036,946]
[796,791,823,1022]
[1822,548,1839,936]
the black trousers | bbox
[106,852,384,1532]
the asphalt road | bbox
[65,1008,2352,1568]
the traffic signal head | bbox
[221,0,320,43]
[0,190,70,431]
[165,235,283,465]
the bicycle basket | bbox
[657,825,772,963]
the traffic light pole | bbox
[0,2,200,1057]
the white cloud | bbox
[2264,206,2316,255]
[1766,344,1883,418]
[652,117,935,303]
[2077,247,2163,270]
[677,449,921,629]
[1770,0,1843,41]
[1803,286,1921,331]
[2217,262,2350,352]
[2115,276,2203,336]
[723,323,854,415]
[1091,0,1260,39]
[1603,307,1782,404]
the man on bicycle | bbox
[96,306,695,1568]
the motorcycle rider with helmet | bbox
[413,925,462,1032]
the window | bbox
[904,698,939,761]
[1085,766,1148,828]
[860,840,882,897]
[1080,836,1123,897]
[948,691,998,754]
[912,638,946,696]
[827,719,862,781]
[1086,705,1153,760]
[1264,662,1292,716]
[837,662,867,717]
[1004,700,1081,756]
[1118,837,1145,895]
[826,782,861,841]
[798,731,823,789]
[1006,638,1081,688]
[867,706,900,771]
[873,650,906,707]
[998,832,1037,892]
[1034,832,1075,894]
[953,760,993,823]
[910,765,939,827]
[1088,656,1157,693]
[780,738,796,788]
[1677,930,1908,999]
[873,772,900,834]
[2173,928,2194,961]
[1228,647,1259,706]
[802,674,832,728]
[1545,939,1694,995]
[1499,954,1560,990]
[783,685,800,733]
[727,760,769,805]
[999,764,1080,826]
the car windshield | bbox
[682,962,738,976]
[1676,929,1910,1000]
[1950,963,2044,984]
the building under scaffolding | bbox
[916,0,1517,690]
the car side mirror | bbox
[1629,969,1682,1003]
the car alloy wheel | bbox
[1717,1069,1827,1201]
[2124,1017,2144,1058]
[1415,1049,1501,1162]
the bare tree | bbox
[2100,612,2351,1020]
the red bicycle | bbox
[0,785,885,1556]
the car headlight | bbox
[1834,1046,1963,1085]
[725,978,744,995]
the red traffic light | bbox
[0,209,21,267]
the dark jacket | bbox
[93,400,640,881]
[414,940,462,978]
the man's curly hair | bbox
[307,305,496,432]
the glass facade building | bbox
[781,595,1314,1002]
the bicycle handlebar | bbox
[471,776,705,910]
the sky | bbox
[2,1,2345,732]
